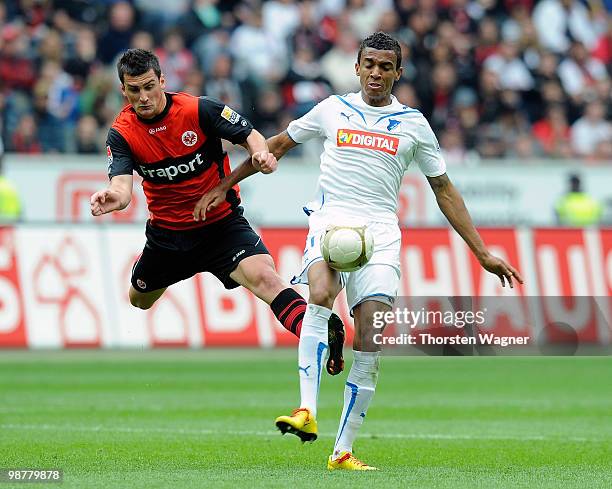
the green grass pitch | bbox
[0,350,611,488]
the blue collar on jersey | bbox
[335,95,421,127]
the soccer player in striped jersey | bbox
[90,49,346,370]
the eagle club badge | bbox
[181,130,198,146]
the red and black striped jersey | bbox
[107,92,253,230]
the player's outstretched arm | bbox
[193,130,299,221]
[427,173,524,288]
[240,129,278,174]
[90,174,133,216]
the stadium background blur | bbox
[0,0,611,161]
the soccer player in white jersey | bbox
[194,32,524,471]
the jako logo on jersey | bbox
[337,129,399,155]
[232,249,246,262]
[149,125,167,135]
[182,130,198,146]
[139,153,204,181]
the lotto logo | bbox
[337,129,399,155]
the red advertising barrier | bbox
[0,226,610,348]
[0,228,27,347]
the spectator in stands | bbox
[532,104,572,157]
[230,5,287,84]
[155,29,194,92]
[97,1,137,64]
[64,27,98,89]
[181,67,206,97]
[508,132,542,159]
[474,16,500,66]
[570,100,612,159]
[346,0,385,39]
[558,41,609,106]
[591,17,611,66]
[75,114,101,154]
[453,87,480,150]
[440,125,470,166]
[478,68,504,124]
[251,87,285,138]
[484,39,534,91]
[179,0,223,48]
[281,45,332,117]
[421,62,458,132]
[205,53,245,112]
[320,31,361,94]
[533,0,600,53]
[0,0,609,163]
[134,0,190,34]
[11,114,41,154]
[130,31,155,52]
[393,81,420,109]
[31,79,65,153]
[262,0,301,43]
[0,24,36,93]
[441,0,479,36]
[290,0,332,56]
[192,26,232,73]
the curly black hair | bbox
[357,32,402,70]
[117,49,162,83]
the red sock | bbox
[270,288,306,337]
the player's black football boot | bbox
[327,312,345,375]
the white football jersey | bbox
[287,92,446,223]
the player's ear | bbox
[395,66,403,81]
[355,62,360,76]
[159,74,166,90]
[119,83,126,98]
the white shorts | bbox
[290,213,401,312]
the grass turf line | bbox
[0,350,610,488]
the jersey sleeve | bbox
[413,118,447,177]
[286,98,329,143]
[106,127,134,179]
[198,96,253,144]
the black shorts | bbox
[131,208,269,292]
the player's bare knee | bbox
[308,283,336,308]
[129,288,156,310]
[129,295,154,310]
[251,267,283,295]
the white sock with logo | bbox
[298,304,331,418]
[333,350,380,457]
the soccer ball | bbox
[321,225,374,272]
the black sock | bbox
[270,288,306,337]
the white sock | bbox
[333,350,380,457]
[298,303,331,417]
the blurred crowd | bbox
[0,0,610,164]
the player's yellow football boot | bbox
[327,451,378,471]
[275,408,318,442]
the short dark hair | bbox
[116,49,162,83]
[357,32,402,70]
